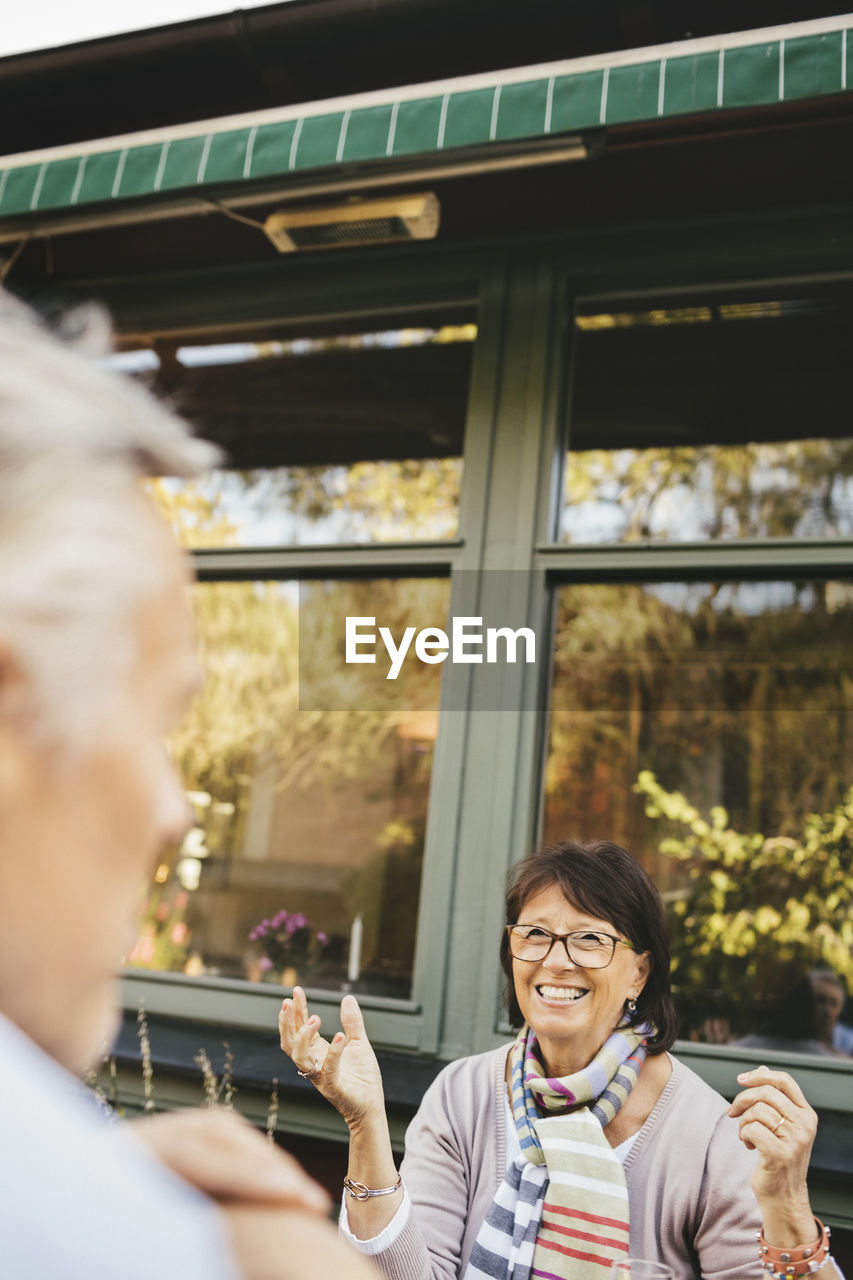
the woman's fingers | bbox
[293,984,310,1023]
[340,993,367,1040]
[279,991,329,1075]
[323,1031,346,1079]
[728,1086,795,1122]
[728,1066,817,1180]
[728,1069,816,1141]
[734,1099,790,1133]
[733,1065,809,1109]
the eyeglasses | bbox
[506,924,635,969]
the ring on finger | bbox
[771,1114,787,1135]
[297,1059,321,1079]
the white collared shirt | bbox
[0,1012,241,1279]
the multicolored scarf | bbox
[464,1023,649,1280]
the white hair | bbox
[0,292,219,744]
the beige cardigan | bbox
[370,1048,760,1280]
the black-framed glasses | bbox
[506,924,635,969]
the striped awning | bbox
[0,13,850,224]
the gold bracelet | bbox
[343,1173,402,1201]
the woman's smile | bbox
[534,983,589,1005]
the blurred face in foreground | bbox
[0,495,198,1075]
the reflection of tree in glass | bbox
[635,770,853,1042]
[144,476,449,986]
[150,457,462,548]
[146,476,242,549]
[298,577,449,713]
[268,457,462,542]
[564,439,853,543]
[545,581,853,863]
[138,568,447,986]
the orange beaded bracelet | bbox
[757,1218,832,1278]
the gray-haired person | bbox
[0,294,375,1280]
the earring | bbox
[626,998,638,1016]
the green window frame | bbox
[89,211,852,1226]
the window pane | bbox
[543,580,853,1055]
[127,577,450,1000]
[131,313,475,546]
[561,291,853,543]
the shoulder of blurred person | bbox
[832,1022,853,1055]
[0,1010,241,1280]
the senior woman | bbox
[279,840,840,1279]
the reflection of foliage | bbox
[635,770,853,1009]
[145,476,241,548]
[146,482,447,986]
[149,456,462,548]
[271,457,462,542]
[545,582,853,851]
[299,576,449,714]
[126,890,191,973]
[565,439,853,542]
[170,577,447,851]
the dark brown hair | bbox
[500,840,678,1054]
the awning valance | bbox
[0,14,850,224]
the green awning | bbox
[0,14,850,223]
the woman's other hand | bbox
[728,1065,817,1245]
[278,987,385,1129]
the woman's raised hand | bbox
[728,1065,818,1245]
[278,987,386,1129]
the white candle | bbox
[347,914,363,983]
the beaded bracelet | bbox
[757,1218,832,1277]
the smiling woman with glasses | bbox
[278,839,839,1280]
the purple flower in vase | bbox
[249,907,328,969]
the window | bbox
[544,577,853,1053]
[128,304,475,1008]
[561,290,853,544]
[128,577,449,1000]
[131,314,475,548]
[546,276,853,1057]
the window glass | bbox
[126,577,450,1000]
[129,312,475,546]
[543,580,853,1055]
[561,292,853,543]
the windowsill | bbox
[120,969,423,1050]
[109,1005,444,1111]
[672,1038,853,1114]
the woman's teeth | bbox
[537,985,587,1001]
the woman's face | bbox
[511,882,651,1074]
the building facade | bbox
[1,0,851,1248]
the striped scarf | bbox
[464,1023,648,1280]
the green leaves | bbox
[635,770,853,1018]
